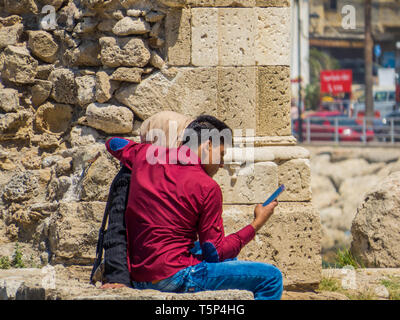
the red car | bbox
[293,113,374,142]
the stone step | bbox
[0,267,253,300]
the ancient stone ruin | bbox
[0,0,321,294]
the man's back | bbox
[106,139,223,282]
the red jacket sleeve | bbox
[197,183,255,262]
[105,137,140,170]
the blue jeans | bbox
[132,243,283,300]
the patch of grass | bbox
[0,243,41,269]
[322,248,365,269]
[319,277,342,292]
[381,276,400,300]
[0,256,11,269]
[318,277,378,300]
[11,243,26,268]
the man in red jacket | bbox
[105,115,282,300]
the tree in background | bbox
[305,48,341,110]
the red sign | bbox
[320,70,353,94]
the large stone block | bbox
[222,202,322,289]
[1,45,38,84]
[75,75,96,107]
[48,68,77,105]
[191,8,219,66]
[165,8,191,66]
[255,7,290,65]
[48,202,106,264]
[85,103,134,134]
[257,66,291,136]
[214,162,278,204]
[0,88,20,113]
[116,68,218,120]
[0,23,23,49]
[79,151,121,202]
[278,159,312,201]
[99,37,151,68]
[217,67,256,130]
[28,31,59,64]
[35,102,73,135]
[219,8,255,66]
[169,67,218,117]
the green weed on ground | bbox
[381,276,400,300]
[0,243,41,269]
[318,277,377,300]
[322,248,365,269]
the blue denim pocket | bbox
[183,262,208,293]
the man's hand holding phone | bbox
[251,200,278,232]
[251,185,284,232]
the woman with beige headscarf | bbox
[94,111,194,289]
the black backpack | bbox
[90,165,132,286]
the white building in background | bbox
[290,0,310,104]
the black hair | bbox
[182,115,232,148]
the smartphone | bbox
[262,185,285,207]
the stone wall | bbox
[0,0,320,290]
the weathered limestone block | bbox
[99,37,151,68]
[0,88,20,113]
[0,111,30,134]
[69,125,100,147]
[222,202,321,289]
[150,51,166,70]
[35,102,73,135]
[0,23,23,49]
[2,46,38,84]
[31,80,52,107]
[80,152,120,202]
[75,75,96,106]
[28,31,59,64]
[111,67,143,83]
[278,159,312,202]
[48,202,106,264]
[95,71,119,103]
[351,171,400,268]
[217,67,256,130]
[257,66,291,136]
[49,68,77,105]
[165,8,191,66]
[116,68,218,120]
[85,103,134,134]
[214,162,278,204]
[191,8,218,66]
[219,8,255,66]
[4,0,38,14]
[169,67,218,117]
[256,7,290,66]
[115,72,171,120]
[1,171,39,203]
[65,41,102,67]
[95,72,111,103]
[112,17,151,36]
